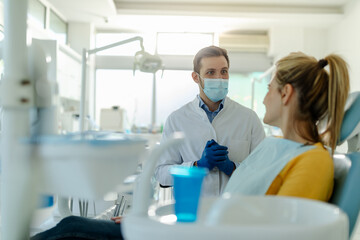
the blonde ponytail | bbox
[275,52,350,152]
[322,55,350,151]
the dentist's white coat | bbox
[155,97,265,196]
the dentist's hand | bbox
[209,140,236,176]
[196,139,228,171]
[215,152,236,176]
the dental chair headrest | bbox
[338,91,360,145]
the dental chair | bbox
[122,94,360,240]
[330,91,360,238]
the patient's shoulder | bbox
[291,143,333,170]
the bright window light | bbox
[228,72,268,120]
[28,0,46,29]
[49,10,67,45]
[95,69,268,132]
[228,72,275,136]
[95,69,197,130]
[157,33,214,55]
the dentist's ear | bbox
[192,72,200,83]
[281,83,294,105]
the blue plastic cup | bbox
[170,166,208,223]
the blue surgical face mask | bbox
[198,74,229,102]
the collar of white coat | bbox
[197,94,225,112]
[191,96,231,120]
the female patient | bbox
[224,52,349,200]
[31,52,350,240]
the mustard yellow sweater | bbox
[265,142,334,201]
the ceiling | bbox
[48,0,351,34]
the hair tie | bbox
[318,59,328,68]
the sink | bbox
[29,132,147,199]
[123,194,349,240]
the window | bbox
[156,32,214,55]
[28,0,46,29]
[228,72,268,121]
[95,68,268,132]
[229,72,277,136]
[0,24,3,42]
[95,69,197,130]
[0,24,4,81]
[94,32,271,133]
[49,10,67,44]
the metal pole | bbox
[151,73,157,131]
[80,48,87,132]
[87,36,144,55]
[251,77,255,110]
[1,0,37,239]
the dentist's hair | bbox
[275,52,350,151]
[193,46,229,74]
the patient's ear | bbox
[281,83,294,105]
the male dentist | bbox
[155,46,265,196]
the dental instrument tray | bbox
[25,131,147,200]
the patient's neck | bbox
[284,133,313,144]
[282,122,316,145]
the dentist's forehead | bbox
[200,56,228,71]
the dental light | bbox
[134,50,163,74]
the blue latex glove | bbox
[215,153,235,176]
[210,140,235,176]
[196,139,228,170]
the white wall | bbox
[268,26,330,62]
[267,12,359,92]
[328,0,360,91]
[303,28,327,59]
[67,22,96,120]
[68,22,95,54]
[0,1,3,26]
[268,26,305,61]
